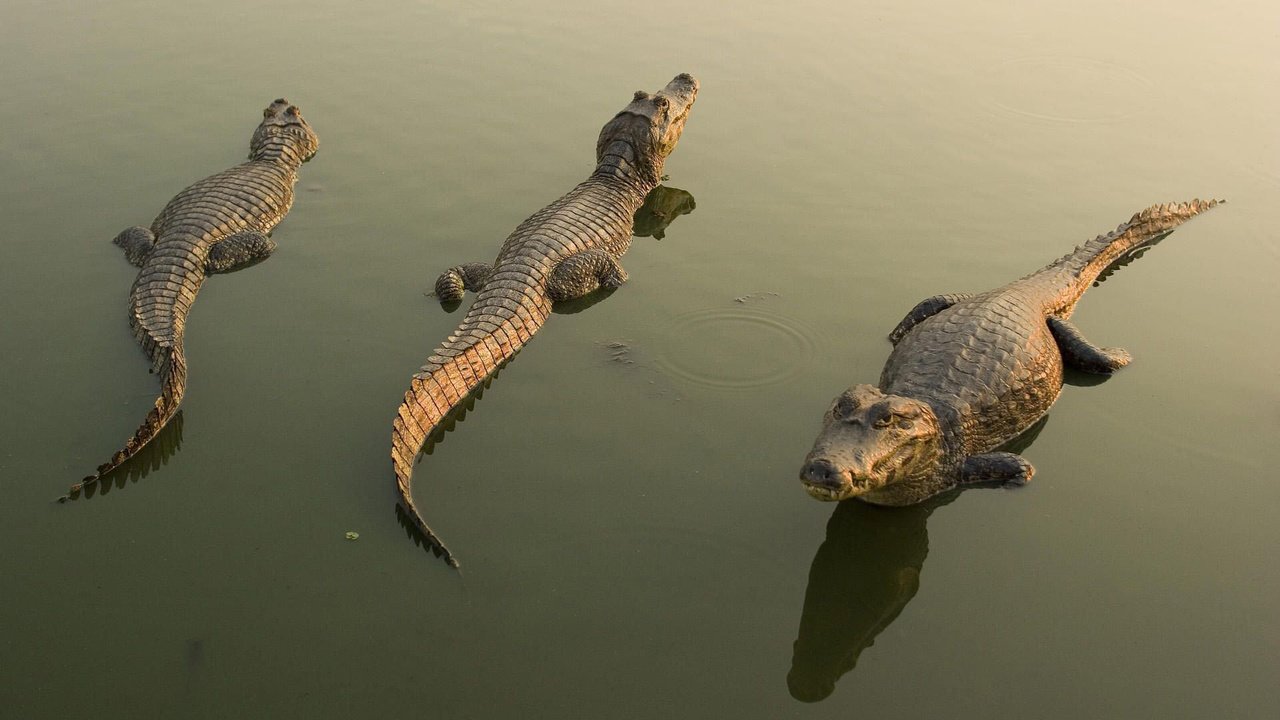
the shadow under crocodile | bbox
[398,185,696,560]
[787,415,1049,703]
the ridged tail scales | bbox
[59,338,188,501]
[391,289,553,568]
[1044,199,1223,308]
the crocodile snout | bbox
[663,73,699,106]
[801,457,855,501]
[801,457,844,489]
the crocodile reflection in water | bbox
[68,412,185,502]
[632,185,696,240]
[788,417,1047,703]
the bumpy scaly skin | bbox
[801,199,1222,506]
[60,99,318,501]
[393,74,700,567]
[790,420,1046,702]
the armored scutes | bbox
[800,200,1222,505]
[60,100,318,500]
[393,74,699,566]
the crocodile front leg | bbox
[206,230,277,274]
[959,452,1035,487]
[434,263,493,303]
[888,293,974,345]
[1047,316,1132,374]
[113,226,156,267]
[547,249,628,302]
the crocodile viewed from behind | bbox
[60,99,319,501]
[800,199,1222,505]
[393,73,699,567]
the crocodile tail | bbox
[60,339,188,501]
[1048,199,1223,303]
[391,290,553,568]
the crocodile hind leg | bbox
[959,452,1035,487]
[888,293,974,344]
[113,226,156,267]
[434,263,493,302]
[547,249,628,301]
[1047,316,1132,374]
[206,230,277,273]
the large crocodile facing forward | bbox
[800,200,1221,505]
[392,74,699,566]
[60,99,318,500]
[788,419,1046,703]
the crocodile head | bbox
[800,385,943,502]
[596,73,699,185]
[250,98,319,163]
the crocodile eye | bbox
[654,96,670,110]
[873,416,892,429]
[263,108,272,118]
[897,418,913,430]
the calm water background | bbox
[2,1,1277,717]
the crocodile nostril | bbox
[801,458,842,488]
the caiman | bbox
[392,73,699,567]
[800,199,1222,505]
[789,419,1046,703]
[60,99,318,500]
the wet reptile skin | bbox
[61,99,318,500]
[392,75,699,567]
[802,199,1222,506]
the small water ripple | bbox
[656,305,818,390]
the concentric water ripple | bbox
[983,56,1154,124]
[655,306,818,389]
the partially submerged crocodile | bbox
[393,74,699,566]
[789,419,1046,703]
[800,200,1222,505]
[60,99,318,500]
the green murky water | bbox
[2,1,1277,717]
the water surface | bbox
[2,1,1277,717]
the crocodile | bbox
[788,419,1046,703]
[60,99,318,501]
[800,199,1222,505]
[392,73,699,567]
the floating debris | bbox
[600,340,636,365]
[733,291,780,304]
